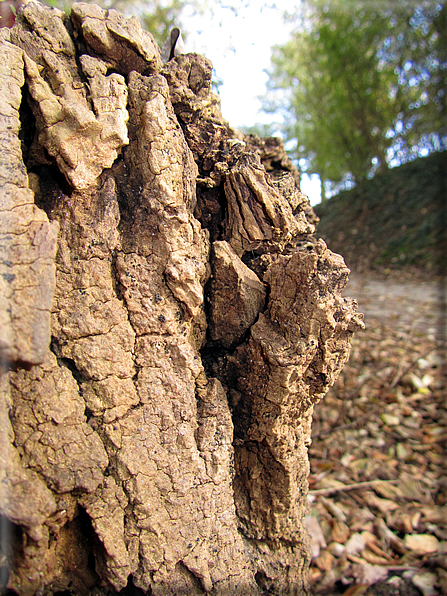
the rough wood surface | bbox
[0,4,364,595]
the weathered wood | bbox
[0,4,364,594]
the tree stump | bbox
[0,3,364,594]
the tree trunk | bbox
[0,3,364,595]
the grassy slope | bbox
[314,151,446,277]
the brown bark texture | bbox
[0,3,364,595]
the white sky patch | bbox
[184,2,295,127]
[300,173,322,207]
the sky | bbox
[181,1,323,205]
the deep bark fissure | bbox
[18,86,35,167]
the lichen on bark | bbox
[0,3,364,595]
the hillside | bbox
[314,151,446,278]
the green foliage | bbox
[141,0,185,47]
[263,1,446,194]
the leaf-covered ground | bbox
[307,273,446,596]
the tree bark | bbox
[0,3,364,595]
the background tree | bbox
[262,0,446,199]
[140,0,185,46]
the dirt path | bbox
[346,273,445,339]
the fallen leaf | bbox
[408,373,430,390]
[332,520,350,544]
[402,416,420,429]
[342,584,369,596]
[399,474,430,503]
[396,442,413,459]
[404,533,439,554]
[375,518,408,554]
[364,492,400,513]
[421,374,435,388]
[358,563,389,585]
[411,571,438,596]
[318,569,341,593]
[361,533,395,562]
[347,554,365,565]
[327,541,346,557]
[314,550,334,572]
[308,566,322,584]
[373,482,403,500]
[381,413,400,426]
[423,432,447,444]
[438,568,447,594]
[317,477,347,490]
[361,530,379,546]
[411,511,421,530]
[304,515,327,558]
[372,451,391,461]
[361,550,390,565]
[346,533,365,556]
[350,508,375,532]
[321,496,348,522]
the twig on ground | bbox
[309,479,398,497]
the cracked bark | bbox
[0,4,364,595]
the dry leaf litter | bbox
[306,273,446,596]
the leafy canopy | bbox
[262,0,446,196]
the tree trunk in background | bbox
[0,3,364,594]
